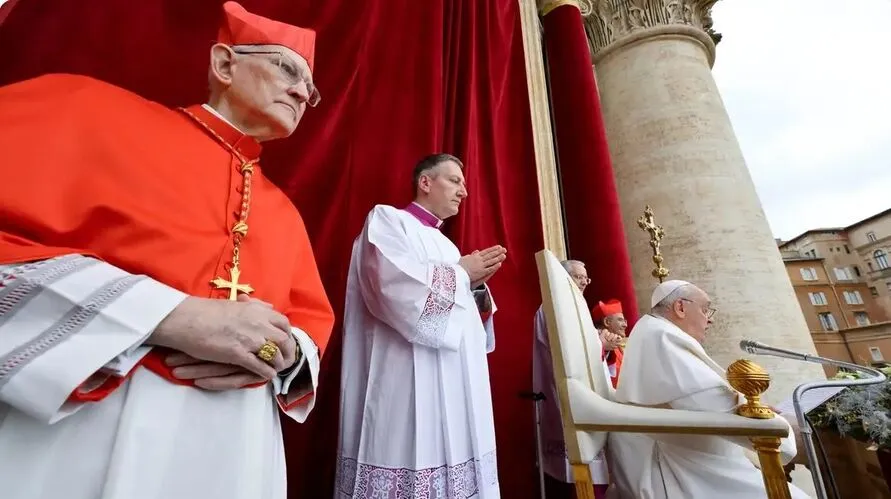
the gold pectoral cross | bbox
[211,262,255,301]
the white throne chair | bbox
[534,249,795,499]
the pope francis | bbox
[608,280,810,499]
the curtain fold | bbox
[0,0,544,496]
[541,5,639,326]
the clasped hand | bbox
[599,329,624,351]
[147,294,297,391]
[459,245,507,288]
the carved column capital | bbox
[583,0,722,64]
[538,0,594,16]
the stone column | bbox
[582,0,823,399]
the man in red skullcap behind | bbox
[591,299,628,388]
[0,3,333,498]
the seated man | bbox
[608,280,809,499]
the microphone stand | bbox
[520,391,548,499]
[743,346,886,499]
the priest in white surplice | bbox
[608,280,809,499]
[0,3,334,499]
[337,153,507,498]
[532,259,611,498]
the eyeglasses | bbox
[232,49,321,107]
[680,298,717,319]
[569,273,591,285]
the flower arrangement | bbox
[809,367,891,451]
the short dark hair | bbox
[412,153,464,191]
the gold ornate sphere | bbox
[726,359,775,420]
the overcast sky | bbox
[711,0,891,240]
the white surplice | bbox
[0,255,320,499]
[607,314,809,499]
[532,306,609,485]
[336,204,500,499]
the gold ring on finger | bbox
[256,340,279,365]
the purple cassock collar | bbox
[403,202,443,229]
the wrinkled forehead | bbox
[435,160,465,179]
[567,262,586,276]
[692,286,711,305]
[235,44,311,76]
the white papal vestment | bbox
[0,256,320,499]
[608,314,809,499]
[336,204,500,499]
[532,306,609,485]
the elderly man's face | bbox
[604,313,627,337]
[566,262,590,293]
[418,161,467,219]
[226,45,317,139]
[673,286,714,343]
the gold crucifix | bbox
[211,261,254,301]
[637,205,670,283]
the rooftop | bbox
[778,228,845,249]
[778,207,891,248]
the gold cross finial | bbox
[211,262,255,300]
[637,205,670,283]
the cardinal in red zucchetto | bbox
[593,299,628,388]
[0,3,333,498]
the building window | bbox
[800,268,818,281]
[845,245,851,254]
[834,267,853,281]
[870,346,884,362]
[876,250,889,270]
[868,232,877,243]
[871,286,879,296]
[843,290,864,305]
[854,265,861,277]
[809,292,828,306]
[818,313,838,331]
[855,312,871,326]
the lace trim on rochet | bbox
[414,265,456,347]
[335,451,498,499]
[0,255,143,389]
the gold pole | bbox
[727,360,794,499]
[636,205,670,283]
[518,0,567,259]
[751,437,794,499]
[572,463,596,499]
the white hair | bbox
[560,259,585,272]
[650,284,696,317]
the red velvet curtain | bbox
[0,1,543,497]
[542,5,639,325]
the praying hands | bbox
[599,329,624,351]
[459,245,507,288]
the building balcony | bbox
[867,267,891,280]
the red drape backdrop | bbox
[0,1,544,497]
[542,5,639,325]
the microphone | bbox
[739,338,886,499]
[739,339,815,362]
[740,339,886,375]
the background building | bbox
[779,208,891,374]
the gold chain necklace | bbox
[180,107,256,300]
